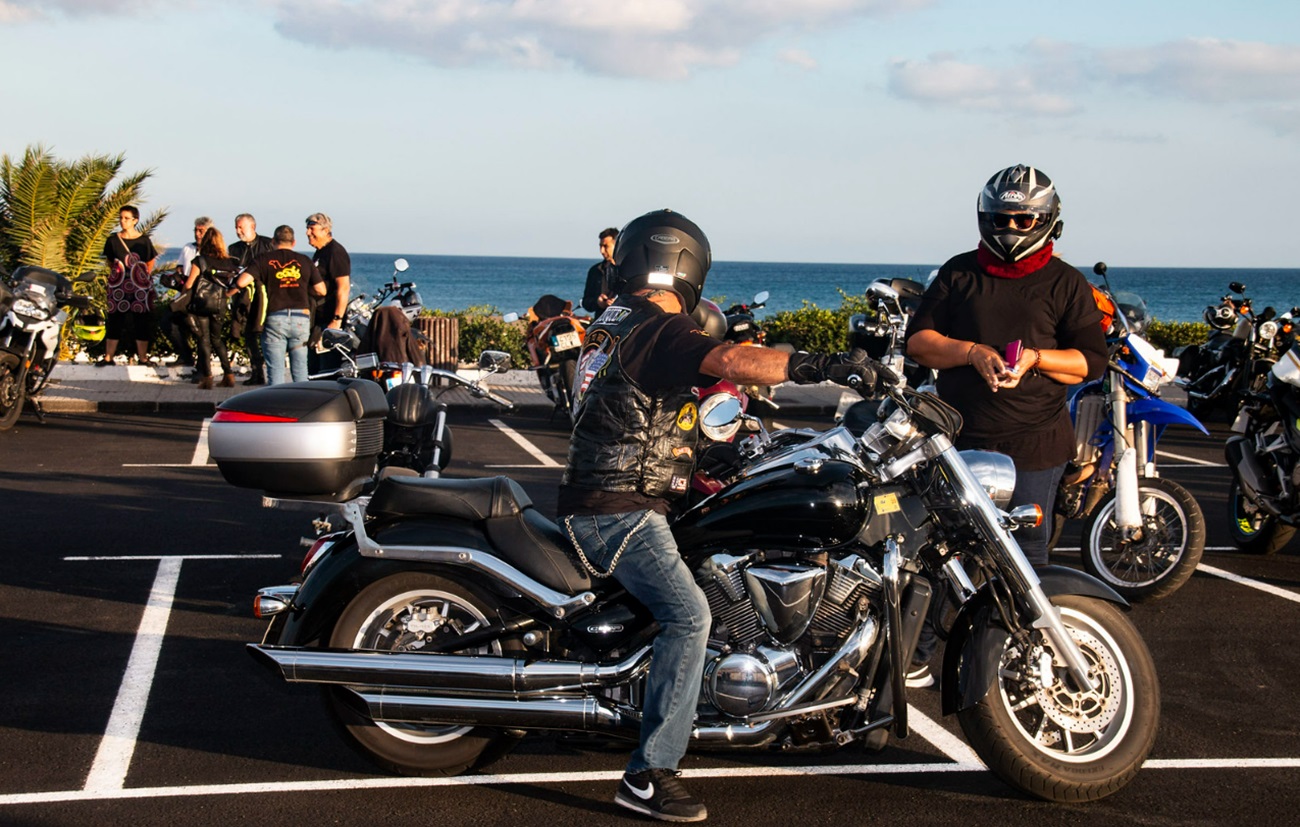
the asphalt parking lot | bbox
[1,409,1298,826]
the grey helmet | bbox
[613,209,711,312]
[977,165,1063,263]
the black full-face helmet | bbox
[690,298,727,339]
[977,165,1063,263]
[613,209,711,312]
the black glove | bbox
[786,348,878,388]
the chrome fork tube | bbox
[933,438,1095,690]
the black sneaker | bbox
[905,661,935,689]
[615,769,707,822]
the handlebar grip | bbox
[486,391,514,410]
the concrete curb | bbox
[35,361,856,417]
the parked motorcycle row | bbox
[16,256,1294,809]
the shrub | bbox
[1145,320,1209,353]
[426,306,529,368]
[763,289,876,353]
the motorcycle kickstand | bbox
[30,396,46,424]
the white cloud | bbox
[1101,38,1300,103]
[777,48,818,71]
[887,54,1079,116]
[269,0,934,80]
[887,37,1300,136]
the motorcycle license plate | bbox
[552,331,581,351]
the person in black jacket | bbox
[580,227,620,313]
[228,213,276,384]
[183,227,240,389]
[904,164,1108,688]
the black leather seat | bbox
[366,476,592,594]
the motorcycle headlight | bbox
[958,450,1017,508]
[12,297,51,320]
[1260,320,1279,341]
[699,392,743,442]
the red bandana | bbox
[976,242,1054,278]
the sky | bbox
[1,0,1298,268]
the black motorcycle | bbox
[1225,341,1300,554]
[216,370,1159,803]
[1180,282,1295,419]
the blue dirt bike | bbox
[1051,263,1207,602]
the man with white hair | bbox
[305,212,351,373]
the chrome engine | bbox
[696,552,882,718]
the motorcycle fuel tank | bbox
[674,452,868,552]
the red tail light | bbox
[212,410,299,423]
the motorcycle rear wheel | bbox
[0,364,23,431]
[1079,477,1205,602]
[1227,479,1296,555]
[325,572,520,776]
[554,359,577,425]
[957,595,1159,802]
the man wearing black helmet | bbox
[558,209,878,822]
[904,165,1107,689]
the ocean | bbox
[348,253,1299,324]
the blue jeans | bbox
[261,311,311,384]
[913,462,1065,666]
[563,510,711,773]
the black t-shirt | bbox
[246,249,323,314]
[312,239,351,321]
[905,250,1107,470]
[103,233,158,265]
[556,305,724,516]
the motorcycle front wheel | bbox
[1227,478,1296,555]
[0,363,24,430]
[1079,477,1205,602]
[958,594,1160,802]
[325,572,521,776]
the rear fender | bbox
[940,565,1127,715]
[268,516,508,647]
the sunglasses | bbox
[992,213,1040,231]
[306,221,320,228]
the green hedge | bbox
[1145,319,1209,352]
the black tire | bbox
[1079,477,1205,602]
[1227,478,1296,555]
[1047,512,1068,551]
[0,364,24,431]
[957,595,1160,802]
[555,359,577,425]
[324,572,519,776]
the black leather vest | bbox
[562,297,700,500]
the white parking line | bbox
[191,418,211,465]
[906,706,983,765]
[4,757,1299,807]
[1156,449,1224,467]
[123,418,213,467]
[83,557,182,793]
[1197,562,1300,605]
[489,419,561,467]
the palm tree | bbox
[0,144,167,282]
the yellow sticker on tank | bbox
[874,493,901,514]
[677,402,698,431]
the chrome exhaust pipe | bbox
[247,644,651,693]
[343,690,638,734]
[339,616,879,748]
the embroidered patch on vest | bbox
[676,401,698,431]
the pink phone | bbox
[1005,340,1023,366]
